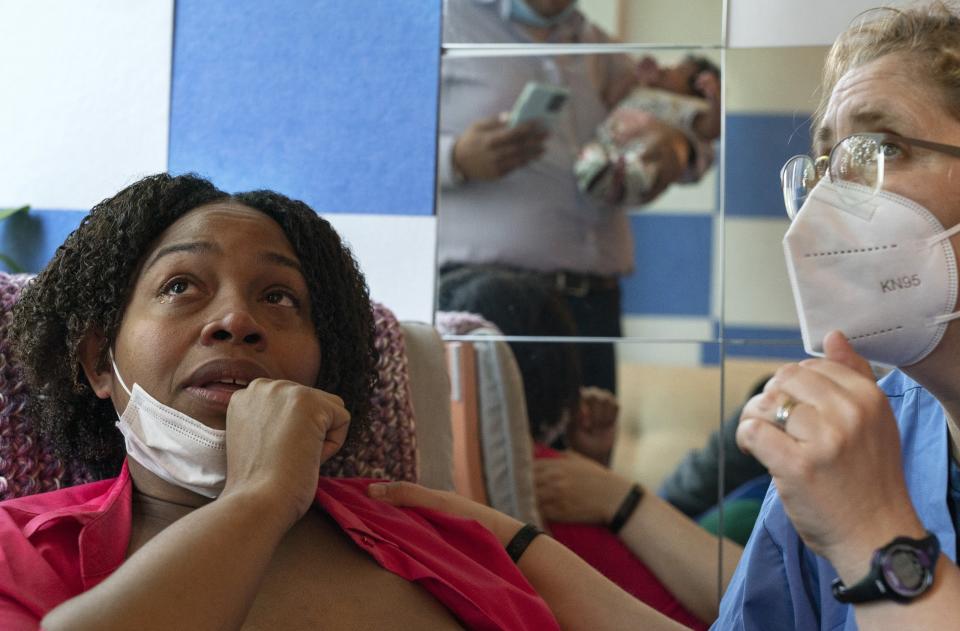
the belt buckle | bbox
[556,271,590,298]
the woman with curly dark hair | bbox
[0,173,559,630]
[11,173,378,480]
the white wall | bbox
[622,0,722,44]
[325,215,437,323]
[728,0,917,48]
[0,0,173,209]
[726,46,829,114]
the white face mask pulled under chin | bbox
[111,352,226,498]
[783,179,960,367]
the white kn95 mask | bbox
[783,179,960,367]
[111,351,227,498]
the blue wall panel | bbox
[700,324,807,364]
[0,210,85,274]
[168,0,441,215]
[721,324,802,343]
[725,113,813,218]
[700,341,721,366]
[721,342,808,361]
[622,214,713,316]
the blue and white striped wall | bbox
[0,0,441,322]
[1,1,839,366]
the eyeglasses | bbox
[780,133,960,220]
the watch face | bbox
[881,543,933,597]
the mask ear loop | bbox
[108,349,133,397]
[931,311,960,326]
[923,221,960,249]
[926,222,960,327]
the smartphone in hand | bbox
[508,82,569,129]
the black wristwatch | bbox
[831,531,941,604]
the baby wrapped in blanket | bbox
[575,55,721,206]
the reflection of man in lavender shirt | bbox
[438,0,710,393]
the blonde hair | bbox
[814,1,960,131]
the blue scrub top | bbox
[713,370,957,630]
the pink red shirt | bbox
[0,461,558,630]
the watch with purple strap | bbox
[832,531,941,604]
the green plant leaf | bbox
[0,253,23,274]
[0,205,29,221]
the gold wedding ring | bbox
[774,397,797,429]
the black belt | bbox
[441,263,619,298]
[541,270,619,297]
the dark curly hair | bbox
[10,173,377,479]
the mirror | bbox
[436,1,727,618]
[613,340,722,491]
[713,44,831,550]
[442,0,723,46]
[721,45,829,363]
[436,48,722,354]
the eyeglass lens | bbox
[781,155,815,220]
[781,135,885,220]
[830,135,882,188]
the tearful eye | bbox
[161,278,191,295]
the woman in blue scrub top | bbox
[715,3,960,628]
